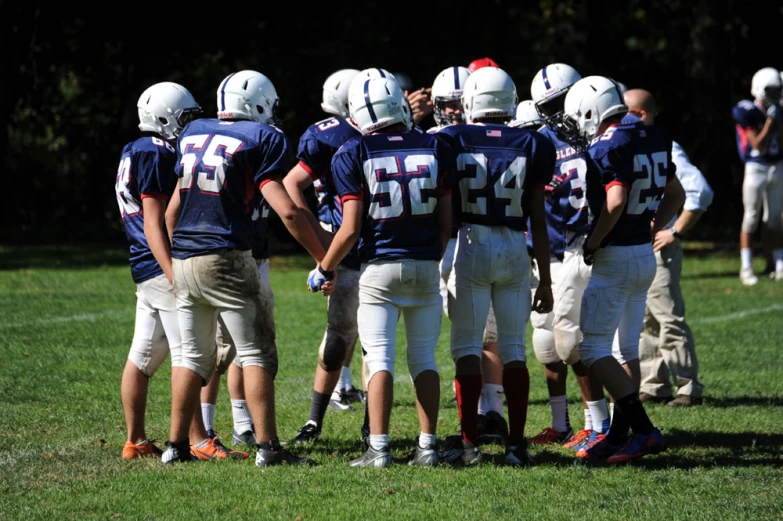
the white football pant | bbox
[742,160,783,232]
[553,233,592,365]
[128,273,180,377]
[531,256,562,365]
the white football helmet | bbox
[751,67,782,104]
[217,70,280,125]
[530,63,581,128]
[461,67,517,123]
[137,82,201,141]
[562,75,627,145]
[509,100,543,129]
[349,76,412,135]
[321,68,360,118]
[431,66,471,126]
[347,68,397,102]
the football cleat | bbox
[438,435,484,466]
[232,429,256,447]
[343,386,366,404]
[161,440,197,464]
[575,433,625,460]
[122,440,163,461]
[504,444,536,466]
[291,421,322,444]
[350,445,392,468]
[562,429,592,450]
[407,437,438,467]
[478,410,509,445]
[329,390,357,412]
[255,439,315,467]
[606,428,666,464]
[191,436,248,460]
[740,267,758,286]
[528,426,574,445]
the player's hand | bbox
[307,265,335,293]
[767,103,778,119]
[532,283,554,314]
[321,278,336,297]
[406,88,433,124]
[653,228,676,252]
[582,240,597,266]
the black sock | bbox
[614,393,654,437]
[606,404,630,444]
[361,400,370,438]
[308,391,331,426]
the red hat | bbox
[468,57,499,72]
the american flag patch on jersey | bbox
[487,130,502,137]
[387,136,403,141]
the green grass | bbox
[1,247,782,520]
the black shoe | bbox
[350,445,391,468]
[161,440,196,464]
[255,439,315,467]
[292,421,321,444]
[438,435,483,465]
[479,411,509,445]
[505,442,536,466]
[329,391,357,412]
[232,429,256,447]
[344,386,366,404]
[407,437,438,467]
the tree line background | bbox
[2,1,780,252]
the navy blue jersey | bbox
[429,124,462,238]
[171,118,293,259]
[586,122,676,247]
[296,116,361,270]
[732,100,782,164]
[251,197,271,260]
[438,123,555,231]
[331,130,454,263]
[114,135,178,283]
[525,126,595,260]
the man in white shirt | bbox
[623,89,714,407]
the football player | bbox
[308,76,453,468]
[428,65,509,444]
[283,68,370,445]
[162,70,326,467]
[731,67,783,284]
[437,66,556,466]
[561,75,685,463]
[508,100,543,130]
[115,81,203,460]
[623,88,713,408]
[525,64,612,451]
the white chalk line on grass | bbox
[0,309,130,330]
[690,304,783,325]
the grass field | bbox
[1,245,782,520]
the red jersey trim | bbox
[606,180,630,191]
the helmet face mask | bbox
[530,63,581,134]
[751,67,783,105]
[137,82,202,141]
[431,66,471,126]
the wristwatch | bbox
[670,225,683,239]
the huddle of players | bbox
[115,59,685,468]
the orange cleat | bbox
[122,440,163,461]
[191,436,249,460]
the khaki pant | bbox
[639,240,704,398]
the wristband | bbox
[318,266,335,279]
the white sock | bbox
[201,403,216,433]
[773,249,783,272]
[741,248,753,270]
[609,402,615,422]
[583,408,593,431]
[338,366,353,391]
[193,438,209,449]
[549,395,569,433]
[369,434,389,451]
[418,432,436,448]
[587,399,610,434]
[231,399,253,434]
[478,383,504,415]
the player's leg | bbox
[121,275,171,459]
[739,162,767,285]
[650,241,704,406]
[764,160,783,280]
[401,260,442,466]
[478,314,507,444]
[350,262,399,468]
[554,241,609,448]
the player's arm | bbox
[436,194,452,258]
[282,164,334,248]
[261,178,326,262]
[651,176,686,236]
[586,183,627,251]
[164,180,182,244]
[745,117,777,153]
[320,199,362,274]
[142,195,173,284]
[528,186,553,313]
